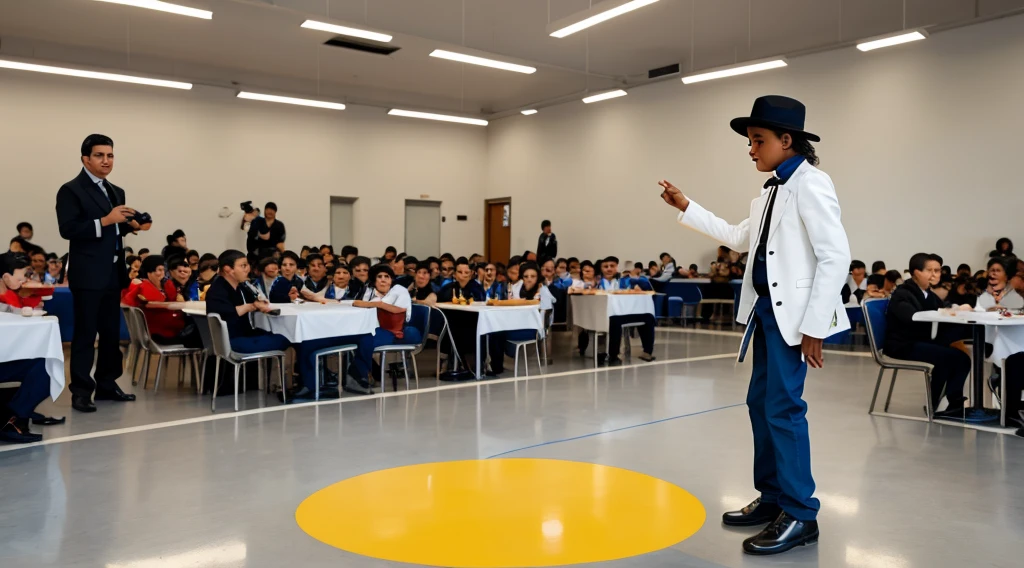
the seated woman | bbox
[409,265,437,306]
[481,262,505,300]
[165,256,199,302]
[125,255,201,348]
[438,259,486,372]
[350,265,422,379]
[0,255,45,311]
[504,257,522,297]
[977,257,1024,311]
[324,264,359,301]
[255,257,293,303]
[488,261,555,374]
[884,253,969,417]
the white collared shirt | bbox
[84,168,121,263]
[361,285,413,322]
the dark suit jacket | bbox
[537,232,558,260]
[883,282,943,356]
[55,169,132,291]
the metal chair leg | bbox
[153,355,165,393]
[211,359,220,412]
[242,364,248,393]
[923,371,934,422]
[410,352,420,389]
[401,352,411,391]
[379,352,388,393]
[524,345,530,377]
[884,369,899,412]
[233,364,240,411]
[131,345,143,385]
[514,345,521,378]
[869,366,885,413]
[198,353,208,396]
[178,358,185,386]
[534,341,542,374]
[139,352,151,389]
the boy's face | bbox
[582,265,595,282]
[430,262,440,278]
[308,259,325,281]
[851,267,866,280]
[746,127,791,173]
[455,264,472,286]
[912,261,941,290]
[30,254,46,275]
[601,261,618,280]
[172,264,191,283]
[441,261,454,279]
[541,263,555,280]
[19,227,32,239]
[415,268,431,289]
[333,268,351,288]
[281,258,296,278]
[507,265,519,282]
[263,263,279,279]
[543,226,552,235]
[352,263,369,282]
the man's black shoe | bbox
[742,512,819,555]
[95,385,136,402]
[72,395,97,413]
[722,498,782,527]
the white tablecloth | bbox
[912,311,1024,364]
[254,303,379,343]
[0,313,65,400]
[570,294,656,333]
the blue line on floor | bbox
[487,402,747,459]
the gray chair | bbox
[189,312,216,395]
[206,313,287,412]
[375,304,431,391]
[862,298,936,422]
[121,305,144,385]
[312,344,358,400]
[129,307,202,393]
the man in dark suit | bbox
[884,252,970,417]
[55,134,151,413]
[536,220,557,260]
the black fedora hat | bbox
[730,95,820,142]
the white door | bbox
[404,200,441,258]
[330,198,355,252]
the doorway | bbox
[404,200,441,259]
[330,197,356,252]
[484,198,511,265]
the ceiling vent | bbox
[324,37,400,56]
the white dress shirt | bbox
[83,168,121,263]
[361,285,413,322]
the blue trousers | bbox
[0,359,50,419]
[296,334,374,392]
[230,332,291,355]
[749,296,819,521]
[348,327,424,378]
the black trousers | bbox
[70,272,123,397]
[607,314,656,358]
[890,342,970,409]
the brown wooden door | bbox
[486,201,511,265]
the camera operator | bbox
[245,202,285,255]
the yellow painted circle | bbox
[296,459,705,567]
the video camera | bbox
[126,211,153,225]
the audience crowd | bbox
[2,211,1022,442]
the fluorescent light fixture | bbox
[388,109,488,126]
[682,59,787,84]
[300,20,392,43]
[856,30,927,52]
[582,89,627,104]
[237,92,345,110]
[0,58,192,89]
[429,49,536,74]
[92,0,212,20]
[521,109,538,115]
[549,0,659,38]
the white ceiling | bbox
[1,0,1023,116]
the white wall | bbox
[486,14,1024,272]
[0,73,486,259]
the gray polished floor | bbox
[1,329,1021,567]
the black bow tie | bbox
[763,177,782,190]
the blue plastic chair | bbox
[861,298,936,422]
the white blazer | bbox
[677,160,852,347]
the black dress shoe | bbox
[95,386,136,402]
[742,512,819,555]
[72,395,97,413]
[0,417,43,444]
[722,498,782,527]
